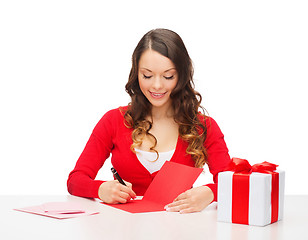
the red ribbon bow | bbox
[228,157,278,174]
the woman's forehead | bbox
[139,49,176,72]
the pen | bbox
[111,167,127,186]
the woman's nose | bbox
[152,77,163,90]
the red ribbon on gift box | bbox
[227,158,279,225]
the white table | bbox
[0,195,307,240]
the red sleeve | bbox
[203,117,231,202]
[67,109,116,199]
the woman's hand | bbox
[164,186,214,213]
[98,180,136,204]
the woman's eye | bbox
[164,76,174,80]
[143,74,152,79]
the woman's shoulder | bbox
[197,113,223,135]
[94,106,128,129]
[197,112,214,125]
[102,106,128,118]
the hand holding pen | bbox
[97,167,136,204]
[111,167,127,186]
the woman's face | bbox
[138,49,178,111]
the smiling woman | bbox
[67,28,231,213]
[125,29,210,168]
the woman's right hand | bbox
[98,180,136,204]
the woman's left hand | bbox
[164,186,214,214]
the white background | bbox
[1,0,307,195]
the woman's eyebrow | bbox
[140,67,176,73]
[164,68,176,73]
[140,68,152,72]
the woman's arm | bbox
[67,109,128,199]
[67,133,110,198]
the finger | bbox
[165,202,189,212]
[113,195,129,204]
[119,191,134,202]
[166,199,187,208]
[173,191,188,202]
[119,183,136,199]
[124,180,133,188]
[111,187,132,203]
[166,204,190,212]
[106,192,128,204]
[123,181,136,196]
[179,207,196,214]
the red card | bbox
[104,161,203,213]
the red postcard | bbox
[104,161,203,213]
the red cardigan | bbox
[67,107,231,201]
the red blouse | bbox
[67,107,231,201]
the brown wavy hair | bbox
[124,28,208,168]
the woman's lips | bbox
[149,91,167,99]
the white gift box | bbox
[217,170,285,226]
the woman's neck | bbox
[150,104,174,120]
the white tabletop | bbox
[0,195,307,240]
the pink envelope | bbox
[42,202,85,214]
[104,161,203,213]
[14,202,99,219]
